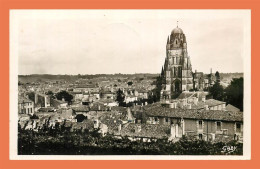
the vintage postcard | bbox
[9,9,251,160]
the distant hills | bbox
[18,73,243,84]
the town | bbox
[18,25,244,155]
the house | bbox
[142,103,243,142]
[91,91,100,100]
[73,84,97,93]
[50,98,68,109]
[125,95,138,103]
[35,93,50,108]
[71,91,84,100]
[72,105,90,115]
[18,96,34,115]
[101,91,115,99]
[137,89,149,99]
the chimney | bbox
[170,124,176,138]
[135,125,141,133]
[204,105,209,110]
[174,102,177,109]
[118,124,122,132]
[184,99,187,106]
[145,102,148,106]
[194,97,198,105]
[94,119,99,128]
[62,97,65,102]
[202,96,206,102]
[169,103,174,108]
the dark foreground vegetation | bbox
[18,127,243,155]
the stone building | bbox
[160,25,217,99]
[161,25,193,99]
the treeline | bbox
[209,77,243,111]
[18,127,242,155]
[18,73,158,81]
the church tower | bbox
[161,25,193,99]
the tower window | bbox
[216,121,221,131]
[199,134,203,140]
[198,120,203,129]
[236,123,241,132]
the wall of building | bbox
[18,102,34,114]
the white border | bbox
[9,9,251,160]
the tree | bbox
[224,78,243,111]
[116,89,125,106]
[46,90,55,99]
[27,92,35,102]
[215,71,220,82]
[209,82,224,101]
[151,75,164,102]
[127,81,133,86]
[55,90,73,104]
[18,81,23,86]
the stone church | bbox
[160,25,216,99]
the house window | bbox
[198,120,203,129]
[154,117,158,122]
[216,121,221,131]
[199,134,203,140]
[165,118,168,123]
[236,123,241,133]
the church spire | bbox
[161,66,164,76]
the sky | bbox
[14,10,250,75]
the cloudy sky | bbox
[14,10,250,75]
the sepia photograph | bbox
[9,9,251,160]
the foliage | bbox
[27,92,35,102]
[46,90,55,99]
[127,81,133,86]
[209,77,243,111]
[30,114,39,119]
[151,76,164,102]
[215,71,220,82]
[18,128,243,155]
[209,82,225,101]
[225,78,243,111]
[115,89,125,106]
[18,81,23,86]
[55,90,73,104]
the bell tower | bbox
[161,24,194,100]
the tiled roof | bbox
[111,106,127,112]
[38,107,55,112]
[72,106,90,112]
[18,96,33,104]
[187,99,225,110]
[177,92,195,99]
[144,104,243,122]
[90,103,108,111]
[71,91,83,94]
[119,123,170,139]
[52,99,67,104]
[226,104,240,112]
[75,85,96,88]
